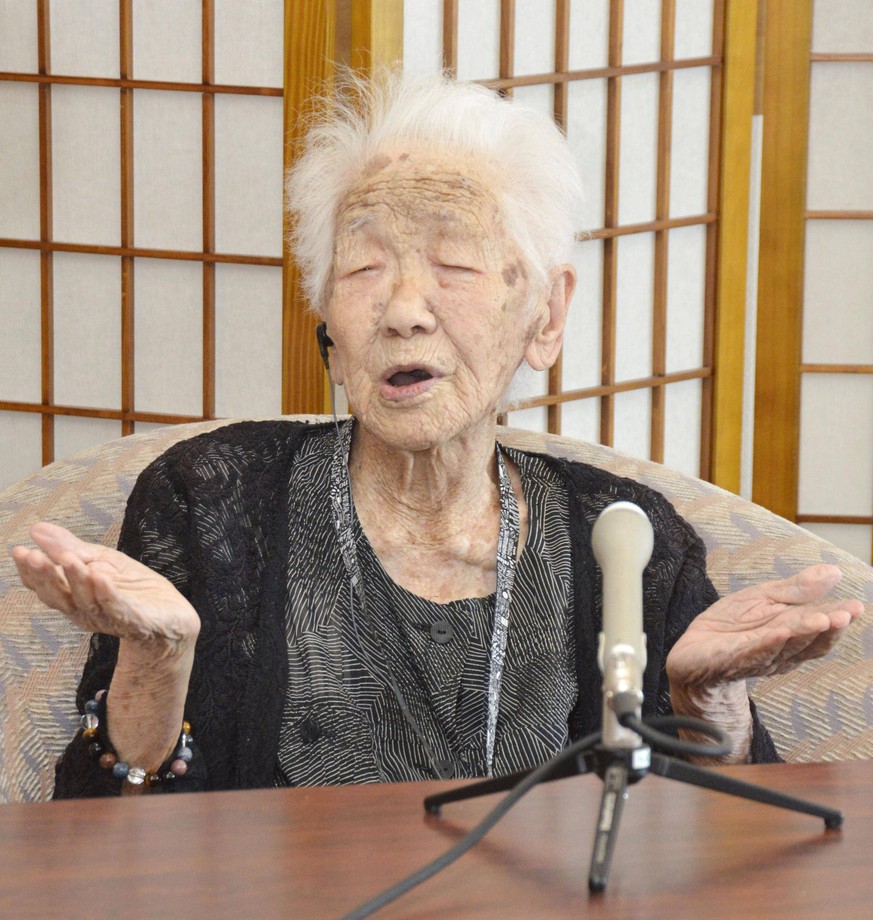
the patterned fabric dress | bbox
[276,423,577,785]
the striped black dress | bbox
[276,424,578,786]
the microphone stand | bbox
[425,502,840,893]
[423,737,842,893]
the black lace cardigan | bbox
[53,421,778,797]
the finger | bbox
[12,545,38,590]
[15,548,76,616]
[30,521,105,567]
[760,564,843,606]
[61,552,106,631]
[778,618,854,664]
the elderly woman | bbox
[13,74,861,796]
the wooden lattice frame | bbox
[439,0,732,482]
[0,1,284,464]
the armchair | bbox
[1,417,871,802]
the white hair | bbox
[285,70,584,315]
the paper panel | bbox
[803,221,873,365]
[665,224,706,372]
[562,238,603,390]
[50,0,118,78]
[0,1,38,72]
[801,523,873,567]
[0,249,41,402]
[614,232,655,381]
[403,0,443,76]
[514,0,556,76]
[566,78,607,228]
[51,85,120,246]
[0,82,40,238]
[798,374,873,516]
[132,0,201,83]
[504,405,548,434]
[214,0,283,87]
[134,90,203,250]
[612,387,651,461]
[456,0,500,81]
[669,66,711,219]
[561,397,600,444]
[568,0,609,70]
[53,416,122,463]
[52,253,120,409]
[618,73,658,225]
[674,0,714,60]
[214,94,283,257]
[812,0,873,53]
[134,259,203,416]
[662,378,702,478]
[214,264,282,417]
[808,64,873,210]
[0,411,43,493]
[622,0,661,66]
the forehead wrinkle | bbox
[338,166,502,227]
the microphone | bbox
[591,501,654,750]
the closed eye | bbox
[340,264,382,278]
[438,263,479,273]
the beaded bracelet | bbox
[82,688,194,789]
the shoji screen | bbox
[0,1,285,492]
[404,0,725,479]
[797,0,873,563]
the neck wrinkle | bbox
[349,418,501,539]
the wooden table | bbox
[1,760,871,918]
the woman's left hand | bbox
[666,563,864,762]
[667,563,862,687]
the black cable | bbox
[619,712,732,758]
[341,707,735,919]
[339,729,602,920]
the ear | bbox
[524,264,576,371]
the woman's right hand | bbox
[13,521,200,775]
[12,521,200,657]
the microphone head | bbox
[591,501,654,575]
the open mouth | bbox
[387,368,433,387]
[381,365,441,400]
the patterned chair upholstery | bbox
[2,417,872,802]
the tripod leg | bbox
[649,754,843,829]
[424,755,589,814]
[589,762,629,892]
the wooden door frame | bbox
[752,0,812,518]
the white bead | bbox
[126,766,147,786]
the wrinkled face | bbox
[325,149,540,452]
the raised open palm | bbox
[12,522,199,655]
[667,563,862,687]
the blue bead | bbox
[176,746,193,763]
[84,699,99,714]
[112,761,130,779]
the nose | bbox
[380,268,437,338]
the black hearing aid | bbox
[315,323,334,370]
